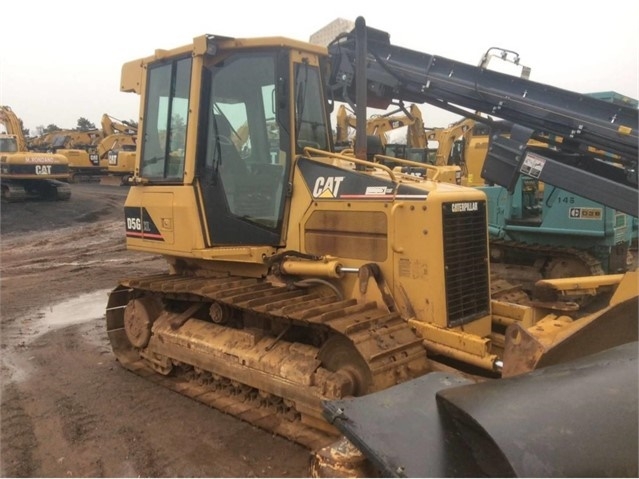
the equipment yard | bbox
[0,184,312,477]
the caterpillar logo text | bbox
[35,165,52,175]
[451,201,479,213]
[313,176,345,198]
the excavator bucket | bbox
[317,342,638,478]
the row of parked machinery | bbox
[27,113,138,183]
[0,105,137,199]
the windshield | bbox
[0,137,18,153]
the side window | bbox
[294,64,329,152]
[140,56,192,179]
[263,85,281,164]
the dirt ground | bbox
[0,183,313,477]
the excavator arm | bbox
[425,117,476,166]
[327,19,638,216]
[337,102,427,150]
[101,113,137,137]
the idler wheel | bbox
[318,336,372,397]
[123,297,162,348]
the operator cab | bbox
[0,135,18,153]
[137,46,331,246]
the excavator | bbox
[336,103,461,185]
[335,102,430,162]
[335,103,418,148]
[98,114,137,184]
[29,128,102,152]
[29,127,106,182]
[0,106,71,201]
[105,17,638,476]
[334,102,458,183]
[28,113,138,183]
[99,114,138,184]
[106,143,137,185]
[425,117,476,169]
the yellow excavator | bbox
[336,103,427,150]
[29,127,106,182]
[99,114,138,184]
[336,103,454,181]
[0,106,71,201]
[28,113,138,183]
[425,117,476,168]
[105,18,638,476]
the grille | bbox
[442,201,490,327]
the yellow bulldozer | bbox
[105,17,638,477]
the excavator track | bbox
[1,179,71,202]
[488,239,612,309]
[490,238,605,287]
[490,239,605,277]
[106,272,430,450]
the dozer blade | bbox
[319,372,479,478]
[319,342,638,478]
[502,270,639,377]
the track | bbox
[106,272,430,450]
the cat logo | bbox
[35,165,52,175]
[313,176,345,198]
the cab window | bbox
[294,63,329,152]
[140,56,192,180]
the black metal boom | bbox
[327,17,638,216]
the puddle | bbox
[2,289,114,384]
[40,288,112,328]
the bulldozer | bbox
[105,17,638,476]
[0,106,71,201]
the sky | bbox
[1,0,638,136]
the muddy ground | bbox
[0,183,312,477]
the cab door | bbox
[197,52,290,246]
